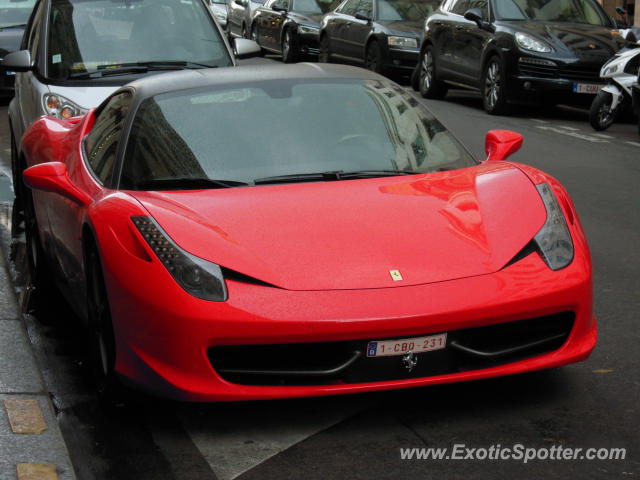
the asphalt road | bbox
[0,57,638,480]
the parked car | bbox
[227,0,267,38]
[633,71,640,134]
[19,63,595,401]
[0,0,36,97]
[412,0,629,114]
[3,0,258,201]
[252,0,333,61]
[319,0,438,75]
[207,0,230,29]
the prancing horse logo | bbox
[402,351,417,372]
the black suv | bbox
[412,0,628,114]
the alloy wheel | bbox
[485,62,501,111]
[421,50,434,92]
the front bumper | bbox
[385,47,419,72]
[506,54,604,104]
[297,31,319,57]
[102,231,595,401]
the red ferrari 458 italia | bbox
[18,64,596,401]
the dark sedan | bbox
[0,0,36,97]
[319,0,439,75]
[252,0,334,61]
[412,0,629,114]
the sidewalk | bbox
[0,230,76,479]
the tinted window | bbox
[85,92,132,184]
[339,0,361,15]
[121,79,475,190]
[377,0,438,21]
[467,0,488,18]
[293,0,334,13]
[46,0,232,81]
[0,0,36,28]
[493,0,610,25]
[450,0,470,14]
[357,0,373,16]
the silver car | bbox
[227,0,267,39]
[3,0,258,197]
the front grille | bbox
[208,312,575,386]
[558,67,601,81]
[518,64,557,78]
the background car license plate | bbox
[366,333,447,357]
[573,83,600,94]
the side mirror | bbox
[615,6,626,16]
[463,8,484,27]
[23,162,91,205]
[354,11,372,22]
[234,38,262,58]
[485,129,523,162]
[1,50,34,72]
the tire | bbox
[86,242,123,403]
[589,91,618,131]
[418,45,448,99]
[482,56,509,115]
[318,34,331,63]
[23,190,56,314]
[281,29,298,63]
[364,40,385,74]
[9,129,23,206]
[250,24,265,56]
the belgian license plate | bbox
[366,333,447,357]
[573,83,600,94]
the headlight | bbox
[298,25,319,35]
[388,36,418,48]
[43,93,86,120]
[533,183,573,270]
[515,32,552,53]
[603,63,620,76]
[132,216,228,301]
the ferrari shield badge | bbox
[389,269,403,281]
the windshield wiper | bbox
[0,23,27,30]
[69,61,217,79]
[254,169,416,185]
[134,177,248,190]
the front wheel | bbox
[418,46,447,99]
[318,35,331,63]
[364,41,384,74]
[281,29,298,63]
[589,90,619,131]
[482,56,509,115]
[86,244,123,403]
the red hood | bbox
[129,163,546,291]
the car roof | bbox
[121,63,387,101]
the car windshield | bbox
[493,0,611,25]
[120,79,476,190]
[293,0,333,13]
[377,0,438,22]
[0,0,36,28]
[46,0,232,81]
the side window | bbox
[357,0,373,17]
[85,92,132,185]
[339,0,360,15]
[25,1,44,57]
[467,0,488,18]
[449,0,470,15]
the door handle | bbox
[455,24,465,30]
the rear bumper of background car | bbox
[101,230,595,402]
